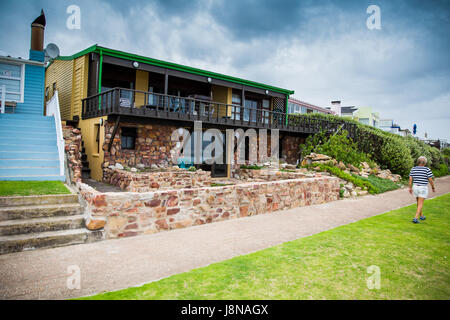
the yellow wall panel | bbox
[45,60,74,120]
[211,85,232,118]
[78,116,107,181]
[135,70,148,107]
[71,55,89,118]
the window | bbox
[121,127,137,150]
[0,62,25,103]
[244,99,257,122]
[262,99,270,124]
[231,93,241,120]
[359,118,370,125]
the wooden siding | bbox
[45,60,73,120]
[211,85,231,117]
[14,64,45,114]
[71,55,89,118]
[135,70,148,107]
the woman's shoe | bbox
[412,218,420,223]
[420,216,426,221]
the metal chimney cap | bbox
[32,9,46,27]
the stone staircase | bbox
[0,193,102,254]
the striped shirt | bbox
[409,166,434,186]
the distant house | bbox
[287,98,334,115]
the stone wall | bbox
[63,125,82,183]
[78,176,339,239]
[103,121,178,169]
[236,168,315,181]
[102,168,212,192]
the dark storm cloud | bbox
[0,0,449,140]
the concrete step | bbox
[0,137,57,146]
[0,215,85,236]
[0,175,66,181]
[0,131,56,139]
[0,159,59,168]
[0,151,59,160]
[0,124,55,134]
[0,228,103,255]
[0,194,78,207]
[0,167,60,176]
[0,203,81,221]
[0,144,57,152]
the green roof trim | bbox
[55,45,294,95]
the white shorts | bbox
[413,185,429,199]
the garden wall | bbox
[102,168,211,192]
[78,176,340,239]
[63,125,82,183]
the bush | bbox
[432,163,449,178]
[313,164,379,194]
[380,137,413,177]
[240,165,263,170]
[356,174,401,193]
[300,130,373,168]
[289,113,448,177]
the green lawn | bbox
[0,181,70,196]
[80,194,450,300]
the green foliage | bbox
[442,147,450,158]
[187,166,197,172]
[240,165,263,170]
[300,130,373,168]
[379,137,413,177]
[291,113,450,177]
[313,164,379,194]
[432,164,449,178]
[356,174,401,193]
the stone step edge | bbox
[0,202,81,213]
[0,228,90,242]
[0,193,78,207]
[0,214,85,227]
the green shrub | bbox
[356,174,401,193]
[240,165,263,170]
[187,166,197,172]
[432,163,449,178]
[313,164,379,194]
[300,130,373,168]
[291,113,428,177]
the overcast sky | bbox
[1,0,449,140]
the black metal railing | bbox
[82,87,356,137]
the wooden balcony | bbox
[82,88,357,136]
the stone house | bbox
[45,45,337,181]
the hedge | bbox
[291,113,445,177]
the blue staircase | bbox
[0,113,65,181]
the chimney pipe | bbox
[30,9,46,52]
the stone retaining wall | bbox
[236,168,315,181]
[63,125,82,183]
[102,168,212,192]
[78,176,339,239]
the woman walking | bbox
[409,156,436,223]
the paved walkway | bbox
[1,176,449,300]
